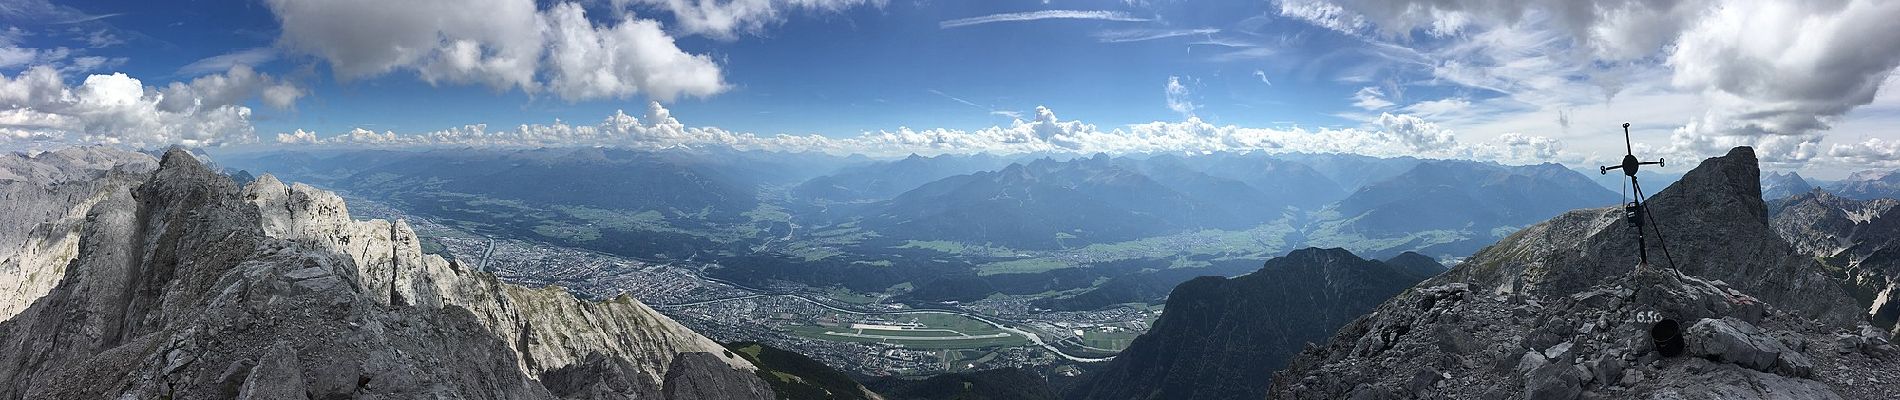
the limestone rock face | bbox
[241,172,753,386]
[1270,147,1900,400]
[0,148,768,399]
[0,147,155,320]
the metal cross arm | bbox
[1600,155,1664,176]
[1599,123,1664,176]
[1596,121,1676,271]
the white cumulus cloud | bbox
[542,3,726,102]
[1275,0,1900,166]
[269,102,1568,165]
[0,65,304,149]
[264,0,727,102]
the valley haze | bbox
[6,0,1900,399]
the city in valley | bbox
[349,196,1153,377]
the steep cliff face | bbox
[1270,147,1898,399]
[1067,247,1438,400]
[0,149,770,399]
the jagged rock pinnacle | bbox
[1441,146,1855,325]
[1270,147,1899,399]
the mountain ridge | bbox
[0,148,774,399]
[1269,147,1895,399]
[1770,189,1900,331]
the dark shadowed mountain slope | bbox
[0,149,772,399]
[725,341,884,400]
[1770,189,1900,331]
[1065,247,1437,400]
[1271,147,1894,399]
[1384,251,1449,278]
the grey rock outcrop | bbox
[240,172,755,386]
[0,148,769,399]
[1522,362,1584,400]
[1446,147,1858,324]
[1270,147,1900,399]
[1683,317,1812,377]
[661,352,776,400]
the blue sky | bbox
[72,0,1379,133]
[4,0,1900,178]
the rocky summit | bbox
[1269,147,1900,399]
[0,149,772,399]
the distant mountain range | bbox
[19,145,1895,399]
[1761,171,1816,200]
[1308,161,1619,258]
[863,154,1249,249]
[792,153,1018,204]
[1827,169,1900,200]
[844,153,1617,256]
[219,147,836,258]
[217,147,1627,309]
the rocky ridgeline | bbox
[0,149,771,399]
[1270,147,1900,399]
[1770,190,1900,332]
